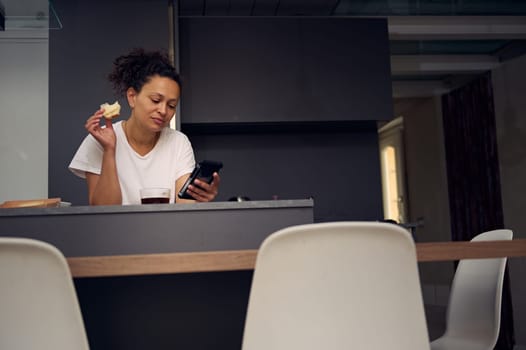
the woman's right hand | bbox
[85,109,116,150]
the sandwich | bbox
[100,101,121,119]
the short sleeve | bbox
[173,132,196,181]
[68,135,104,179]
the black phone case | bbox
[177,160,223,199]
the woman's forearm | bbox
[89,149,122,205]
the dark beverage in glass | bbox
[141,197,170,204]
[140,188,170,204]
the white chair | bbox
[430,229,513,350]
[0,237,90,350]
[241,222,430,350]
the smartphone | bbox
[177,160,223,200]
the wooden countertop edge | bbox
[68,238,526,278]
[416,239,526,261]
[68,249,258,278]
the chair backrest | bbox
[241,222,430,350]
[444,229,513,344]
[0,237,90,350]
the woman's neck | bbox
[123,119,160,156]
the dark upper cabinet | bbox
[179,17,392,125]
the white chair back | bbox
[242,221,430,350]
[431,229,512,350]
[0,237,90,350]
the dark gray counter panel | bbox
[0,200,313,257]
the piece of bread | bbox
[0,198,61,208]
[100,101,121,119]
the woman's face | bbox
[127,75,180,132]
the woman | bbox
[69,48,220,205]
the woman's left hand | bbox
[187,172,221,202]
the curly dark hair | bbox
[108,48,181,97]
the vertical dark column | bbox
[169,0,182,130]
[442,72,514,350]
[442,73,504,238]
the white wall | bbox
[492,54,526,347]
[394,97,454,340]
[0,30,48,203]
[394,97,454,285]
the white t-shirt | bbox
[69,121,195,204]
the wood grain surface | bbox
[68,239,526,278]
